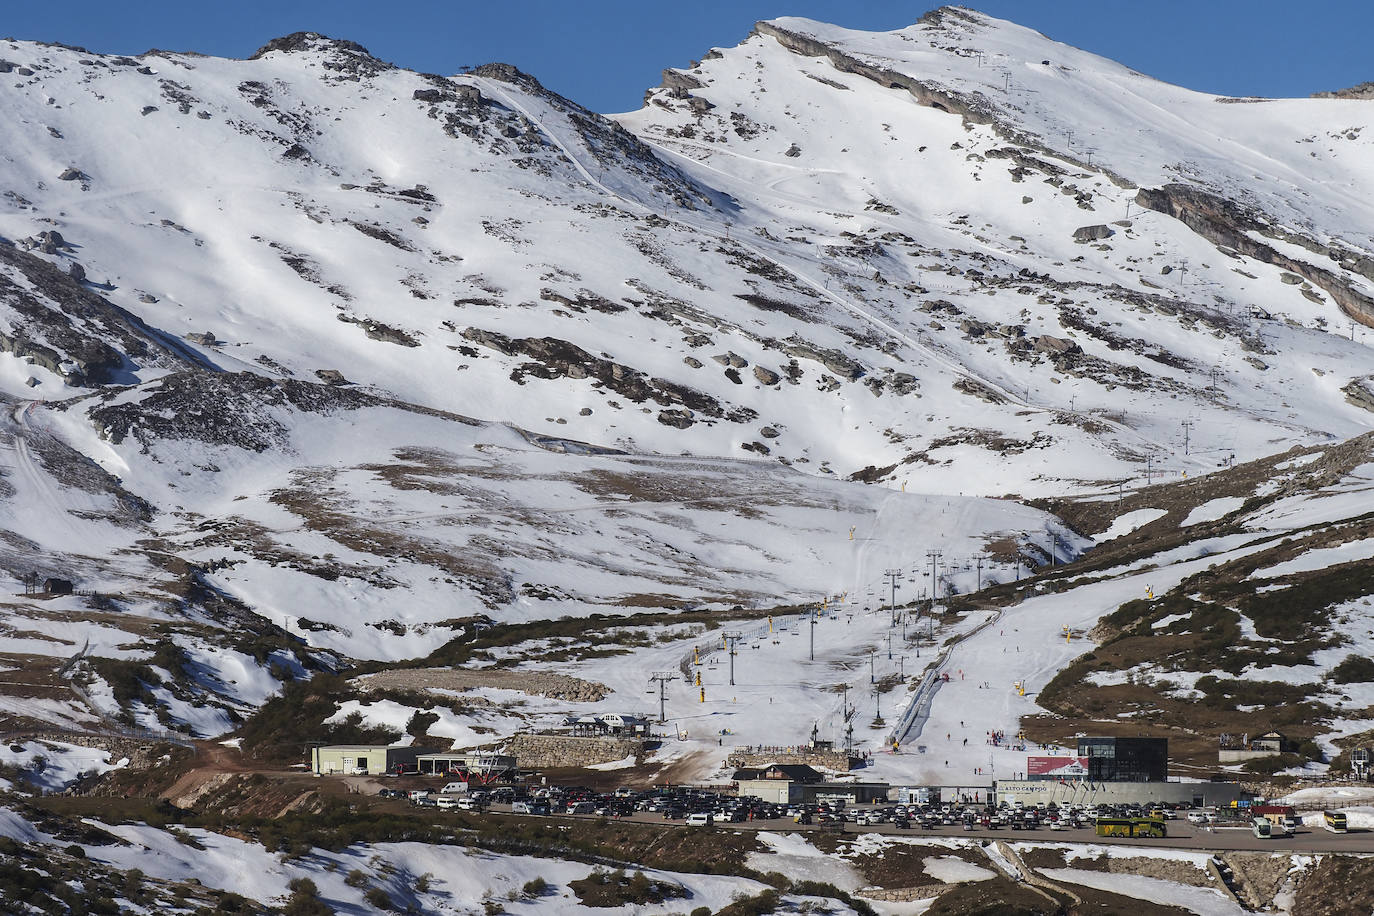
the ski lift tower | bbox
[724,631,743,686]
[883,568,903,625]
[648,672,678,724]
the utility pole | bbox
[974,555,988,591]
[869,649,876,684]
[649,672,677,724]
[898,656,907,679]
[926,550,943,603]
[887,631,894,659]
[1182,419,1193,456]
[1146,453,1154,484]
[883,568,902,625]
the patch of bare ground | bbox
[0,652,75,693]
[22,607,164,639]
[924,876,1059,915]
[570,468,767,518]
[1292,855,1374,916]
[354,667,610,702]
[1065,886,1197,915]
[837,840,991,889]
[1016,848,1081,871]
[269,473,515,604]
[641,748,713,786]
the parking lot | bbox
[376,783,1372,853]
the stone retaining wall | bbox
[28,733,166,770]
[857,885,947,903]
[504,735,645,769]
[726,750,861,771]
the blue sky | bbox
[5,1,1370,112]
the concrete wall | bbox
[505,735,644,769]
[736,779,796,804]
[995,780,1242,807]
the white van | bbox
[685,812,714,827]
[434,795,461,809]
[440,782,469,795]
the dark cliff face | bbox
[1135,184,1374,328]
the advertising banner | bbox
[1027,756,1089,777]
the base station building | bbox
[994,737,1242,808]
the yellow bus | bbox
[1095,817,1166,839]
[1323,811,1348,833]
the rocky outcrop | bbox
[782,338,864,380]
[657,408,694,428]
[1072,224,1114,242]
[248,32,392,80]
[1312,81,1374,100]
[1033,335,1080,356]
[1343,378,1374,413]
[87,371,377,451]
[1135,183,1374,327]
[713,351,748,368]
[953,376,1007,404]
[463,327,726,418]
[337,313,420,346]
[659,69,704,96]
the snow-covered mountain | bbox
[1,7,1373,746]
